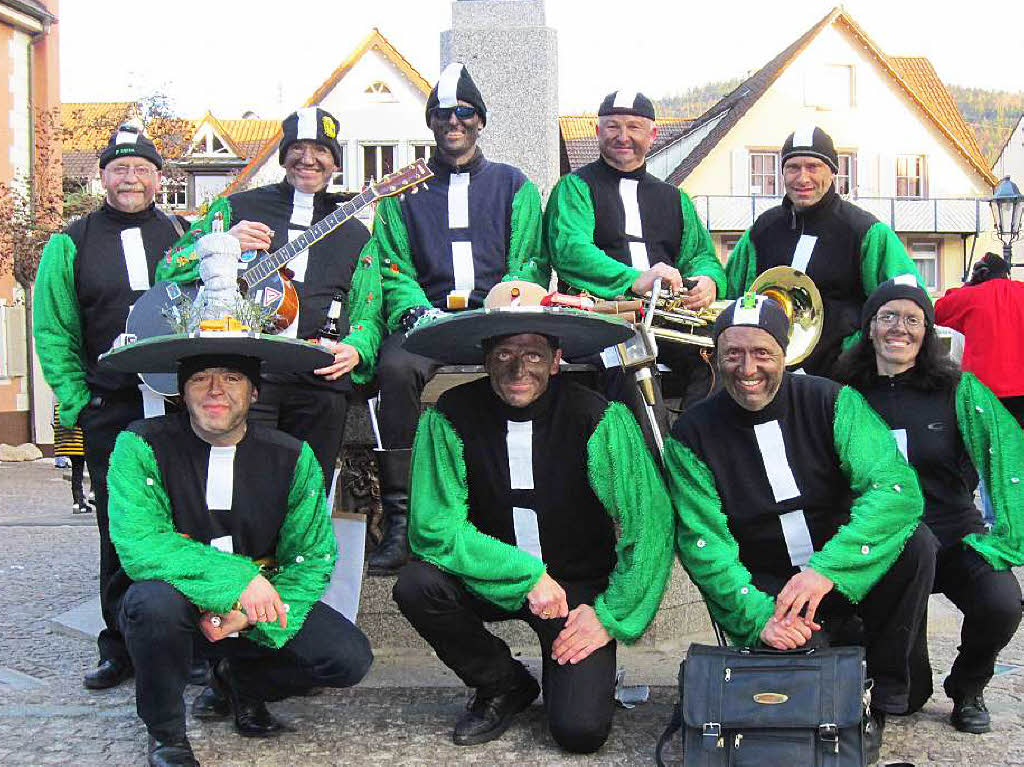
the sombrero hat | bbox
[402,281,633,364]
[100,328,334,374]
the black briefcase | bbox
[656,643,868,767]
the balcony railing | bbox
[688,195,987,234]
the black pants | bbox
[248,381,349,488]
[907,541,1022,705]
[752,525,937,714]
[117,580,373,741]
[79,393,147,664]
[393,560,616,754]
[376,331,442,450]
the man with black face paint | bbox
[391,295,672,753]
[354,62,549,576]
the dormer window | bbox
[189,126,233,157]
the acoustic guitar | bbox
[126,159,433,395]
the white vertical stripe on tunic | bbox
[120,228,150,291]
[448,172,470,229]
[451,241,475,294]
[513,507,543,560]
[619,179,643,237]
[290,189,315,227]
[206,445,237,511]
[506,420,534,489]
[753,420,801,503]
[628,241,650,271]
[891,428,909,461]
[791,234,818,273]
[779,510,814,569]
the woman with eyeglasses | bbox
[833,277,1024,735]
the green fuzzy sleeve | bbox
[957,374,1024,570]
[678,190,725,296]
[340,239,386,384]
[544,173,642,298]
[587,403,674,643]
[154,197,234,283]
[807,386,923,602]
[407,408,545,611]
[107,431,259,611]
[724,229,758,300]
[503,179,550,287]
[664,436,776,646]
[249,442,336,649]
[372,196,431,331]
[32,233,90,427]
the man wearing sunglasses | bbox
[34,121,191,692]
[355,62,549,577]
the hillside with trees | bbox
[655,80,1023,166]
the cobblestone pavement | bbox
[2,459,1023,766]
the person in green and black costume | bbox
[34,122,190,691]
[835,277,1024,734]
[102,330,372,767]
[725,126,924,377]
[664,294,936,766]
[156,107,377,488]
[392,297,673,753]
[545,90,725,424]
[358,62,549,575]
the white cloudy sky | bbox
[59,0,1023,119]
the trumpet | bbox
[649,266,824,367]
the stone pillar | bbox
[441,0,559,199]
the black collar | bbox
[101,201,158,225]
[431,148,486,175]
[596,156,647,181]
[491,375,559,424]
[715,371,792,426]
[275,179,341,206]
[782,185,839,229]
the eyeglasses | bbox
[107,165,156,178]
[430,105,478,122]
[873,311,924,330]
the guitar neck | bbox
[240,188,378,286]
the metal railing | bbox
[689,195,987,234]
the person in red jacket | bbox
[935,252,1024,428]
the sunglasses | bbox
[430,105,478,122]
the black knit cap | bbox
[278,107,343,167]
[597,90,656,121]
[712,293,791,352]
[861,275,934,332]
[99,121,163,170]
[177,354,261,395]
[425,62,487,127]
[781,126,838,173]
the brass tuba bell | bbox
[649,265,823,367]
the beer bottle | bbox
[318,292,345,347]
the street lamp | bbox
[988,176,1024,268]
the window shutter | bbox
[731,148,749,195]
[879,153,896,197]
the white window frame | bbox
[361,143,397,186]
[836,152,857,196]
[896,155,926,199]
[156,177,187,208]
[908,240,940,291]
[749,151,780,197]
[410,143,435,163]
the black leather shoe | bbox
[951,694,991,734]
[147,735,199,767]
[863,709,885,766]
[212,660,287,738]
[83,658,133,690]
[452,672,540,746]
[190,684,229,720]
[188,658,212,686]
[367,449,411,576]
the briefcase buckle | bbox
[819,723,839,753]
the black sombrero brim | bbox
[402,307,634,363]
[99,331,334,373]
